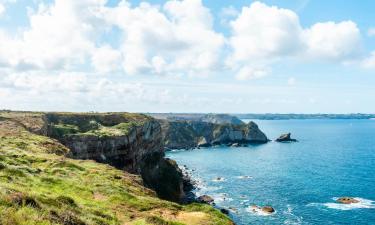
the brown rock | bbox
[337,197,359,204]
[261,206,275,213]
[197,195,214,204]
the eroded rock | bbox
[197,195,215,205]
[337,197,359,204]
[276,133,297,142]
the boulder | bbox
[262,206,275,213]
[250,205,275,214]
[220,208,230,215]
[337,197,359,204]
[276,133,297,142]
[197,195,214,205]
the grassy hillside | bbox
[0,115,233,225]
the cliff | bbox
[160,119,268,149]
[0,111,184,201]
[149,113,244,125]
[0,114,233,224]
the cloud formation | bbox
[227,2,362,79]
[0,0,368,80]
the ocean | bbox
[166,119,375,225]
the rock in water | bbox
[197,195,215,205]
[276,133,297,142]
[261,206,275,213]
[337,197,359,204]
[220,208,230,215]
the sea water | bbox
[166,119,375,225]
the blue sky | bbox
[0,0,375,113]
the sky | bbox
[0,0,375,113]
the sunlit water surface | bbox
[166,119,375,225]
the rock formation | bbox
[199,114,244,125]
[5,112,187,202]
[337,197,359,204]
[149,113,244,125]
[250,205,275,214]
[0,111,233,224]
[275,133,297,142]
[262,206,275,213]
[159,119,268,149]
[197,195,215,205]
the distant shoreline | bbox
[147,113,375,120]
[235,114,375,120]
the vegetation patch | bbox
[0,114,232,225]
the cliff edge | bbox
[159,118,268,149]
[0,113,233,224]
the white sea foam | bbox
[324,197,375,210]
[211,193,233,203]
[236,175,253,179]
[308,197,375,211]
[283,205,303,225]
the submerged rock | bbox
[276,133,297,142]
[337,197,359,204]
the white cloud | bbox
[229,2,303,63]
[303,21,361,61]
[367,28,375,37]
[0,4,5,16]
[102,0,225,76]
[227,2,362,79]
[361,51,375,68]
[0,0,366,80]
[227,1,363,78]
[0,0,106,71]
[229,2,362,63]
[235,66,269,80]
[91,45,122,74]
[287,77,296,86]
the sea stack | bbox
[276,133,297,142]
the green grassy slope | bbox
[0,115,233,225]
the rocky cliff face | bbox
[2,112,186,202]
[0,112,233,224]
[160,119,268,149]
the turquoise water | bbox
[166,119,375,225]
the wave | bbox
[308,197,375,211]
[283,204,303,225]
[211,193,233,203]
[235,175,253,179]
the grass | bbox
[0,114,233,225]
